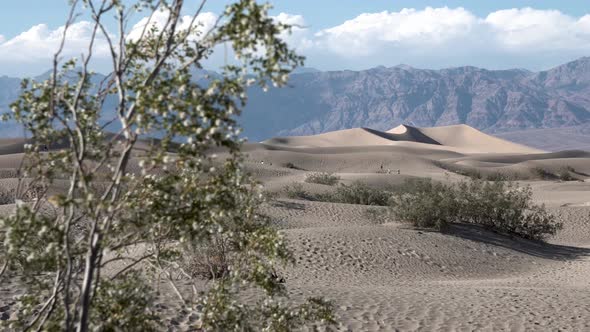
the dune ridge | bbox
[263,124,544,154]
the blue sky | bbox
[1,1,590,76]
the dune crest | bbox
[264,124,543,154]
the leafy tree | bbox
[0,0,335,330]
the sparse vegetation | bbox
[433,160,517,181]
[318,182,392,206]
[305,172,341,185]
[283,162,297,169]
[391,178,562,241]
[557,166,576,181]
[284,182,313,200]
[364,207,391,224]
[0,188,13,205]
[532,167,558,180]
[183,236,232,280]
[531,166,581,181]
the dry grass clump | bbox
[304,172,340,186]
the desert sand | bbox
[2,124,590,331]
[255,124,590,331]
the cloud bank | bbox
[2,7,590,76]
[305,7,590,70]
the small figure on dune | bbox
[260,160,264,165]
[397,169,400,175]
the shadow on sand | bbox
[442,223,590,260]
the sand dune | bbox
[264,124,544,154]
[2,124,590,330]
[252,124,590,330]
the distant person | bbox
[397,169,400,175]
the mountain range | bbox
[241,57,590,141]
[2,58,590,148]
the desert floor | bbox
[2,124,590,331]
[246,125,590,331]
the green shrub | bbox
[390,179,457,230]
[284,183,312,200]
[304,172,341,186]
[484,172,516,182]
[391,178,562,241]
[318,182,392,206]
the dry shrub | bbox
[183,237,232,280]
[283,183,312,200]
[304,172,340,186]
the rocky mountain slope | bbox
[242,57,590,141]
[2,58,590,145]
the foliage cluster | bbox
[391,178,562,240]
[0,0,335,330]
[304,172,340,186]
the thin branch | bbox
[108,253,154,280]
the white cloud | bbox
[127,10,218,42]
[3,7,590,76]
[315,7,477,56]
[0,21,111,63]
[309,7,590,69]
[272,13,314,50]
[484,8,590,51]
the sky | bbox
[1,1,590,76]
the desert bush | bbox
[434,161,521,181]
[532,167,558,180]
[433,160,482,179]
[319,182,392,206]
[565,165,590,177]
[283,162,297,169]
[0,187,13,205]
[305,172,340,186]
[391,178,562,240]
[484,172,515,182]
[0,1,335,330]
[364,207,391,224]
[557,166,576,181]
[183,236,232,280]
[390,179,457,230]
[284,182,313,200]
